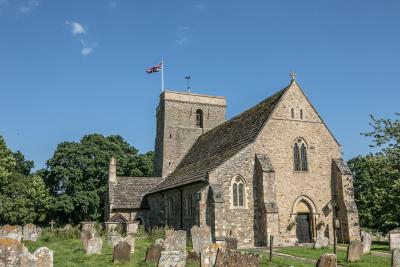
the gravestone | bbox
[113,241,131,263]
[0,237,25,266]
[361,231,372,254]
[86,238,102,255]
[63,224,72,231]
[225,237,238,250]
[392,248,400,267]
[347,240,363,262]
[0,225,23,242]
[81,222,96,231]
[158,251,187,267]
[316,253,336,267]
[214,248,261,267]
[107,231,121,246]
[201,243,225,267]
[30,247,54,267]
[390,229,400,251]
[23,224,42,242]
[145,244,164,264]
[154,238,165,248]
[313,236,329,249]
[191,225,212,255]
[165,230,186,252]
[81,229,97,252]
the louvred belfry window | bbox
[196,109,203,128]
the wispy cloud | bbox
[194,3,205,11]
[176,37,189,46]
[19,0,39,13]
[108,1,117,9]
[65,21,97,57]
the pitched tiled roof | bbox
[111,177,163,209]
[148,85,289,194]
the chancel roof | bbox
[111,177,163,209]
[148,83,291,194]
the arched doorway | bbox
[292,196,317,243]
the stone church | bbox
[105,75,360,247]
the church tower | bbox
[154,90,227,177]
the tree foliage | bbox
[0,136,52,225]
[349,114,400,233]
[43,134,154,224]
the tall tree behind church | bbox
[349,113,400,233]
[43,134,154,223]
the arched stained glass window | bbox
[232,176,245,207]
[293,138,308,172]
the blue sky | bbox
[0,0,399,170]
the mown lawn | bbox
[371,241,390,254]
[276,246,390,267]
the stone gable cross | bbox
[290,71,296,81]
[49,220,56,230]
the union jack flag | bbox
[146,62,162,74]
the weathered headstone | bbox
[158,251,187,267]
[347,240,363,262]
[107,231,122,246]
[214,248,261,267]
[145,244,164,264]
[201,243,225,267]
[113,241,131,263]
[225,237,238,250]
[80,229,97,252]
[165,230,186,252]
[154,238,165,248]
[392,248,400,267]
[63,224,72,231]
[0,225,23,242]
[313,236,329,249]
[316,253,336,267]
[31,247,54,267]
[391,229,400,251]
[0,237,25,266]
[23,224,42,242]
[361,231,372,254]
[86,238,102,255]
[81,222,96,231]
[191,225,212,255]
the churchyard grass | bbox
[276,246,390,267]
[371,241,390,253]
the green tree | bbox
[12,151,34,175]
[0,136,16,184]
[43,134,154,223]
[349,113,400,232]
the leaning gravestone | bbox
[145,243,164,264]
[316,253,336,267]
[0,225,23,242]
[191,225,212,255]
[347,240,363,262]
[86,238,102,255]
[392,248,400,267]
[214,248,261,267]
[23,224,42,242]
[361,231,372,254]
[201,243,226,267]
[0,237,25,266]
[113,241,131,263]
[313,236,329,249]
[225,237,238,250]
[390,229,400,251]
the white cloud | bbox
[19,0,39,13]
[176,37,189,46]
[81,47,93,56]
[65,21,86,35]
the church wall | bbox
[254,83,342,244]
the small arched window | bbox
[196,109,203,128]
[300,109,303,120]
[291,108,295,119]
[293,138,308,172]
[232,176,245,207]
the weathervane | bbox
[185,75,191,93]
[289,71,296,81]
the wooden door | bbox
[296,214,311,243]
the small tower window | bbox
[291,108,295,119]
[293,138,308,172]
[300,109,303,120]
[196,109,203,128]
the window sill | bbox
[230,206,247,210]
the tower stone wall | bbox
[154,91,227,177]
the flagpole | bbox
[161,60,164,92]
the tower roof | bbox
[148,83,291,194]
